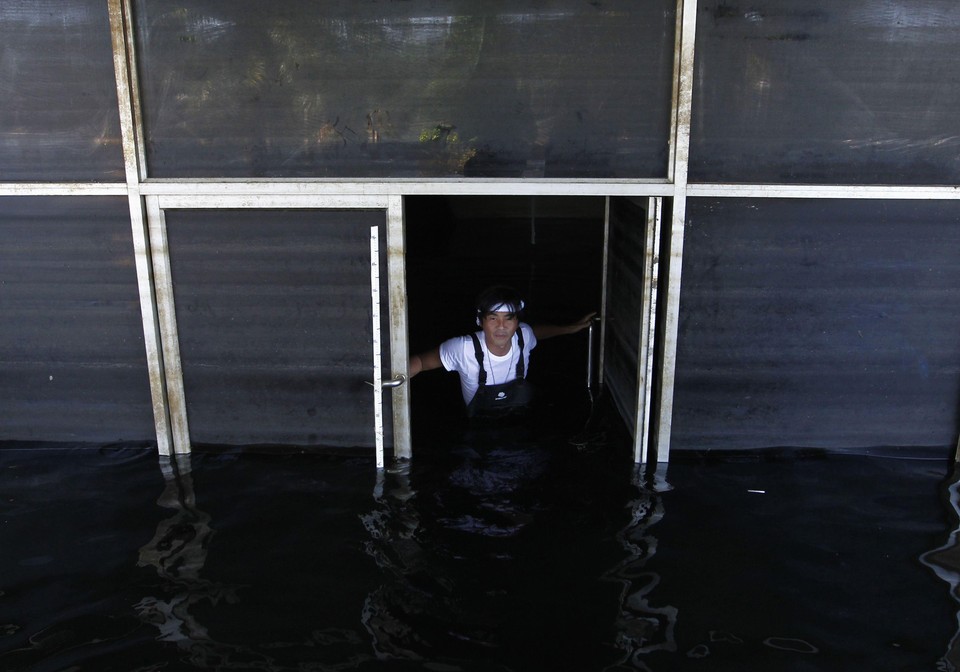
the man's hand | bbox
[533,312,599,340]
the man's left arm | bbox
[532,312,597,340]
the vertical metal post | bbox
[128,197,173,455]
[655,0,698,464]
[109,0,174,454]
[586,320,595,390]
[370,226,386,469]
[147,197,191,454]
[387,195,412,460]
[597,197,611,389]
[635,198,663,464]
[107,0,142,186]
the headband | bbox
[476,299,525,325]
[487,300,525,314]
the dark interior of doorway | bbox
[404,195,606,435]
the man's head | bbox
[475,286,525,353]
[475,285,525,324]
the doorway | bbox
[404,195,608,438]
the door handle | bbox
[381,374,406,389]
[366,374,406,390]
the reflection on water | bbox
[921,464,960,672]
[0,443,955,671]
[136,453,243,666]
[134,452,378,671]
[604,465,676,670]
[359,426,652,669]
[360,461,442,662]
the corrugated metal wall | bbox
[3,1,960,457]
[602,198,650,440]
[164,209,390,449]
[0,197,153,443]
[672,198,960,451]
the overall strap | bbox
[471,328,526,387]
[469,333,486,387]
[515,327,526,378]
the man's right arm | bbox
[409,346,443,378]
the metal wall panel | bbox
[690,0,960,184]
[602,197,650,439]
[0,1,124,181]
[0,197,154,443]
[673,198,960,451]
[164,208,389,449]
[132,0,675,179]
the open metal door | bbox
[601,196,662,464]
[369,219,409,468]
[145,194,410,463]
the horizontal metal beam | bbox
[687,183,960,200]
[141,179,675,198]
[6,181,960,201]
[0,184,128,196]
[156,194,393,209]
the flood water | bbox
[1,413,957,671]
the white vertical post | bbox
[370,226,386,469]
[109,0,174,454]
[128,197,173,455]
[386,195,412,460]
[635,198,663,464]
[146,197,191,454]
[655,0,698,464]
[107,0,141,186]
[597,197,611,389]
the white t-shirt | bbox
[439,323,537,404]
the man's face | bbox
[481,311,519,353]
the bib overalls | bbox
[465,328,534,419]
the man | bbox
[409,285,596,418]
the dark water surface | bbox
[0,432,956,671]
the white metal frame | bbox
[143,197,188,454]
[635,198,664,464]
[370,226,386,468]
[2,0,959,461]
[597,195,663,465]
[654,0,697,465]
[147,193,410,460]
